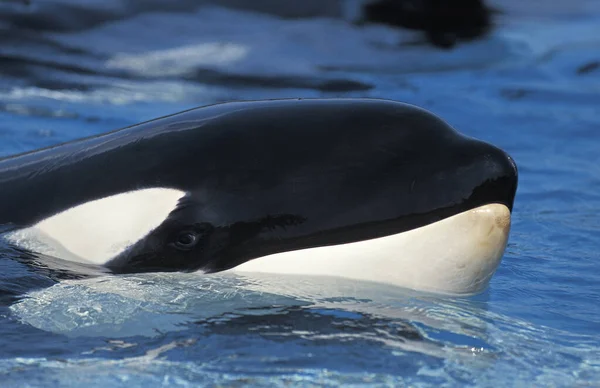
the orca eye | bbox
[174,231,198,250]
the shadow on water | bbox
[0,238,109,306]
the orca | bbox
[0,99,517,295]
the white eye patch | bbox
[4,188,186,265]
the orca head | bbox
[107,102,518,296]
[2,99,518,295]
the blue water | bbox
[1,1,600,386]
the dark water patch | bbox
[0,0,208,33]
[363,0,493,48]
[0,54,100,79]
[577,60,600,75]
[185,69,373,92]
[184,306,446,377]
[202,0,344,19]
[0,28,92,56]
[499,88,528,100]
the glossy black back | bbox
[0,99,517,273]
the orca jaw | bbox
[231,203,511,295]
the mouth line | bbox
[203,195,515,274]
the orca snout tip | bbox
[473,143,518,213]
[507,153,518,175]
[501,150,519,211]
[473,203,511,231]
[502,150,518,185]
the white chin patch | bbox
[231,204,512,295]
[3,188,186,265]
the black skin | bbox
[0,99,518,275]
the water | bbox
[1,1,599,386]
